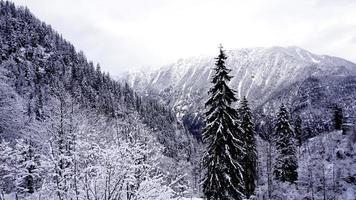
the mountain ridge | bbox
[126,46,356,107]
[124,46,356,139]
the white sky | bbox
[12,0,356,75]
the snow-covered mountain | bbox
[125,46,356,139]
[2,0,356,198]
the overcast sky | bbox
[12,0,356,75]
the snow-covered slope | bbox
[256,130,356,200]
[125,47,356,138]
[127,46,356,112]
[0,2,196,198]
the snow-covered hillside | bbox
[256,130,356,200]
[125,47,356,139]
[0,2,196,199]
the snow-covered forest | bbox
[0,1,355,200]
[0,1,194,199]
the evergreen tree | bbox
[13,139,42,195]
[34,64,44,121]
[52,90,73,199]
[202,45,245,200]
[239,96,257,198]
[273,104,298,183]
[333,105,343,130]
[294,115,303,147]
[0,140,13,194]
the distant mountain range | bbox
[124,46,356,140]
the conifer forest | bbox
[0,1,355,199]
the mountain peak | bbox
[125,46,356,115]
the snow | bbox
[237,80,243,99]
[125,46,356,118]
[152,70,162,84]
[255,130,356,199]
[295,47,305,60]
[344,187,355,200]
[6,1,356,199]
[245,72,255,98]
[308,52,321,63]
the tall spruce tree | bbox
[273,104,298,183]
[239,96,257,198]
[294,115,303,147]
[202,45,245,200]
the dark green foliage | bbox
[240,96,257,198]
[273,104,298,183]
[202,46,245,200]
